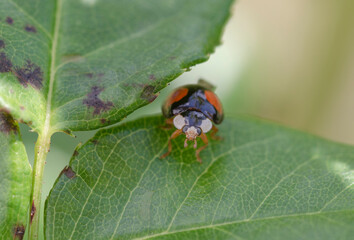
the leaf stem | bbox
[28,131,51,239]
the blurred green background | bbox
[20,0,354,237]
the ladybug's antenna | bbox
[198,79,216,91]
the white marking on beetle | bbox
[200,118,212,133]
[173,115,185,129]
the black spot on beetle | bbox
[149,74,156,80]
[13,224,25,240]
[14,60,43,89]
[30,201,36,224]
[0,52,13,72]
[24,25,37,33]
[0,110,17,134]
[140,85,157,103]
[60,166,76,179]
[6,17,13,25]
[83,86,113,115]
[0,40,5,49]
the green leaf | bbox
[45,116,354,239]
[0,0,233,133]
[0,110,32,239]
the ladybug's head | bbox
[183,125,201,148]
[173,111,212,148]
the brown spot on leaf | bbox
[0,110,17,134]
[83,86,113,115]
[91,139,99,145]
[0,52,13,72]
[141,85,157,103]
[73,150,79,157]
[24,25,37,33]
[169,56,176,60]
[20,106,25,110]
[30,201,36,223]
[6,17,13,25]
[14,60,43,89]
[13,224,25,240]
[0,40,5,49]
[60,166,76,179]
[100,118,107,124]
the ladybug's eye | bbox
[200,118,212,133]
[173,115,185,129]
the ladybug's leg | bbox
[160,118,174,130]
[211,125,222,140]
[196,132,209,164]
[160,129,183,159]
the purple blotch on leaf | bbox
[141,85,157,103]
[149,74,156,80]
[60,166,76,179]
[85,73,94,78]
[83,86,113,115]
[0,110,17,134]
[24,25,37,33]
[0,52,13,72]
[6,17,13,25]
[14,60,43,89]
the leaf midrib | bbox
[45,0,62,135]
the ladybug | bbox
[160,79,224,163]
